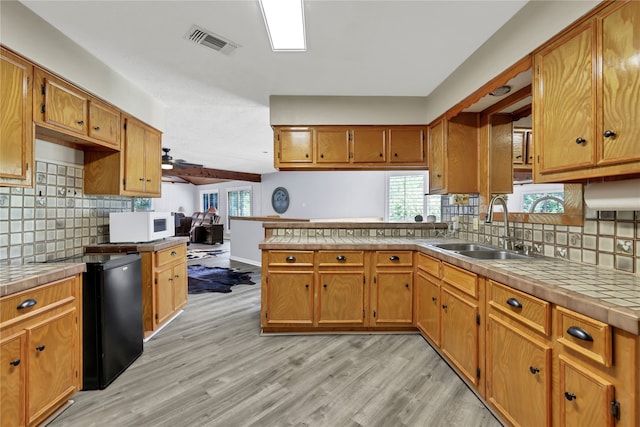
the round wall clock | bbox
[271,187,290,214]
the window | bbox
[227,188,252,229]
[202,191,219,212]
[134,198,152,211]
[523,192,565,213]
[388,175,425,222]
[387,174,442,222]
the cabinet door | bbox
[317,272,365,327]
[0,48,33,186]
[316,128,350,163]
[155,267,175,327]
[40,70,88,136]
[428,119,445,192]
[123,118,147,193]
[389,127,425,164]
[415,271,440,346]
[27,309,77,425]
[512,129,526,165]
[265,272,314,325]
[352,128,386,163]
[440,287,479,386]
[487,315,552,427]
[173,262,188,311]
[89,100,120,148]
[535,22,596,174]
[276,128,313,164]
[599,0,640,165]
[373,271,412,325]
[559,355,615,427]
[1,332,26,427]
[143,127,162,195]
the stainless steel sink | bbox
[432,243,496,252]
[455,250,531,260]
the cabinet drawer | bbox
[375,251,413,267]
[268,250,314,267]
[0,277,75,323]
[156,244,186,267]
[417,253,441,278]
[318,251,364,267]
[442,263,477,298]
[556,306,612,367]
[488,280,551,335]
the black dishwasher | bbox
[55,253,144,389]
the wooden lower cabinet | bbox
[415,270,441,345]
[0,275,82,427]
[558,355,614,427]
[141,243,188,338]
[264,271,315,326]
[487,314,552,427]
[371,251,413,327]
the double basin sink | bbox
[430,242,532,260]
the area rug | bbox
[187,265,255,294]
[186,249,229,261]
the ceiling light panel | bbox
[260,0,306,51]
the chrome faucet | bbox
[485,194,512,250]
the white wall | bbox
[0,1,165,130]
[155,182,199,214]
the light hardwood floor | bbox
[48,243,502,427]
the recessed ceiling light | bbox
[489,85,512,97]
[259,0,306,51]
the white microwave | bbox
[109,212,175,243]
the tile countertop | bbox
[260,235,640,335]
[84,236,190,253]
[0,263,86,297]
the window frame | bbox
[226,186,252,229]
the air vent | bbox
[185,25,239,55]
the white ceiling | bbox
[20,0,528,175]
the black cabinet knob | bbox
[431,297,437,302]
[442,304,448,309]
[323,284,327,288]
[394,153,398,157]
[17,299,37,310]
[575,137,586,145]
[506,297,523,309]
[93,126,101,131]
[305,284,309,289]
[305,153,309,158]
[286,256,296,262]
[35,345,45,352]
[529,366,540,374]
[77,120,84,126]
[336,255,346,261]
[320,154,324,158]
[603,130,616,138]
[405,283,409,288]
[389,255,400,261]
[9,359,21,367]
[564,392,576,401]
[567,326,593,341]
[379,153,383,157]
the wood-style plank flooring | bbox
[48,242,502,427]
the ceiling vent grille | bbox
[185,25,239,55]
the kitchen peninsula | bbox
[259,220,640,427]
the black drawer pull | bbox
[564,392,576,401]
[17,299,37,310]
[93,126,101,131]
[506,297,522,309]
[9,359,21,367]
[286,256,296,262]
[336,255,346,261]
[35,345,45,352]
[305,284,309,289]
[529,366,540,374]
[431,297,437,302]
[567,326,593,342]
[171,251,177,256]
[405,283,409,288]
[323,284,327,288]
[389,255,400,261]
[77,120,84,126]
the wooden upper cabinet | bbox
[0,47,33,188]
[123,115,161,196]
[428,113,479,195]
[35,67,88,136]
[316,127,350,163]
[533,0,640,182]
[275,127,314,165]
[599,0,640,166]
[273,125,426,170]
[33,66,123,151]
[534,21,596,175]
[351,127,387,163]
[388,127,425,163]
[88,100,121,148]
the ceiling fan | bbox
[161,147,203,170]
